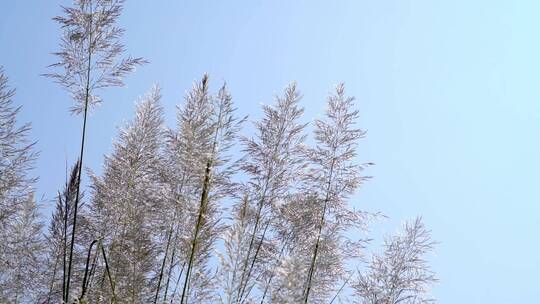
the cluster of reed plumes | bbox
[0,1,437,303]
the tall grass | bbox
[45,0,145,300]
[0,1,441,302]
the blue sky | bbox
[1,1,539,302]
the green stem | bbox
[163,224,180,301]
[239,220,270,304]
[180,160,212,304]
[79,239,98,301]
[170,261,186,303]
[154,225,173,303]
[180,82,226,303]
[62,193,69,302]
[101,244,117,303]
[303,157,336,303]
[65,5,93,301]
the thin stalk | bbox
[170,261,186,303]
[236,107,291,303]
[180,86,226,303]
[225,195,248,304]
[236,163,277,303]
[163,225,180,301]
[101,244,117,303]
[303,201,328,303]
[98,265,106,289]
[62,194,69,302]
[303,157,336,303]
[65,7,93,301]
[154,225,173,303]
[235,196,264,303]
[328,272,353,304]
[46,244,62,304]
[259,234,290,304]
[79,240,98,301]
[85,244,100,299]
[156,174,186,303]
[238,220,270,304]
[180,160,213,304]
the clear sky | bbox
[1,1,539,302]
